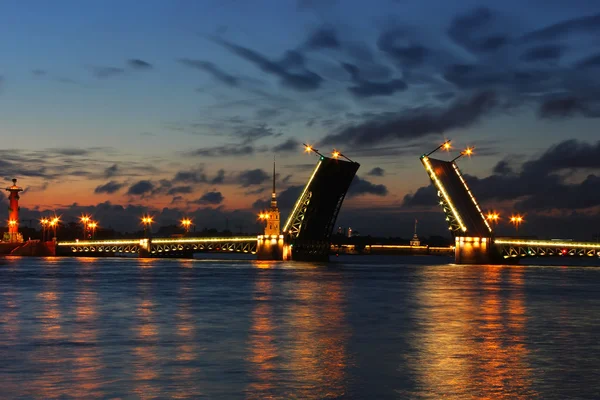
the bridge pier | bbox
[256,235,290,260]
[455,237,493,264]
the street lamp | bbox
[486,212,500,228]
[49,216,60,240]
[40,218,49,242]
[425,140,452,157]
[80,215,90,240]
[451,146,474,162]
[181,218,192,235]
[141,215,154,237]
[509,215,524,234]
[88,221,98,240]
[331,149,355,163]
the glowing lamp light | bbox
[464,147,473,156]
[332,150,340,159]
[304,144,313,153]
[443,141,451,151]
[8,220,17,226]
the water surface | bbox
[1,255,599,399]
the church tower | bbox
[264,160,280,236]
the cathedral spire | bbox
[271,158,277,208]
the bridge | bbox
[55,153,359,261]
[420,143,600,264]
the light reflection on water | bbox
[0,256,599,399]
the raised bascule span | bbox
[420,147,600,264]
[56,154,359,261]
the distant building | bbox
[410,218,420,246]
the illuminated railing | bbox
[494,239,600,249]
[421,156,467,232]
[282,159,323,233]
[451,163,492,233]
[58,239,140,246]
[152,237,256,244]
[455,236,489,243]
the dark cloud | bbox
[320,91,496,147]
[127,180,154,196]
[367,167,385,176]
[233,124,279,143]
[32,69,47,76]
[237,169,269,187]
[538,96,600,119]
[305,27,340,50]
[128,59,153,69]
[278,50,306,69]
[348,176,388,197]
[179,58,239,86]
[520,45,564,62]
[213,38,323,91]
[187,144,255,157]
[211,169,225,184]
[342,62,407,98]
[273,138,299,153]
[377,28,429,67]
[193,191,224,205]
[447,7,507,53]
[94,181,125,194]
[89,66,125,79]
[104,164,119,178]
[521,13,600,42]
[402,184,437,208]
[48,148,90,156]
[167,186,193,195]
[173,168,207,183]
[575,53,600,69]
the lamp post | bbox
[510,215,524,234]
[451,147,474,163]
[486,212,500,229]
[80,215,90,240]
[181,218,192,235]
[141,216,153,238]
[49,216,59,240]
[88,221,97,240]
[40,218,49,242]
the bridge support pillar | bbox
[138,238,151,258]
[455,237,493,264]
[257,235,289,260]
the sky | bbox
[1,0,600,239]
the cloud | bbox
[211,169,225,184]
[347,176,388,197]
[237,169,269,187]
[305,27,340,50]
[179,58,239,86]
[320,91,497,147]
[377,28,430,67]
[89,66,125,79]
[575,53,600,69]
[104,164,119,178]
[173,168,208,183]
[186,144,255,157]
[186,144,256,157]
[127,180,154,196]
[520,45,563,62]
[128,59,153,69]
[233,124,280,143]
[521,13,600,42]
[193,191,224,205]
[367,167,385,176]
[213,38,323,91]
[538,96,600,119]
[447,7,507,53]
[167,186,193,195]
[32,69,47,76]
[273,138,299,153]
[343,62,407,98]
[94,181,125,194]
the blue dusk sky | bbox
[1,0,600,238]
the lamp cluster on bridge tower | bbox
[5,178,24,243]
[257,160,286,260]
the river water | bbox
[0,255,599,399]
